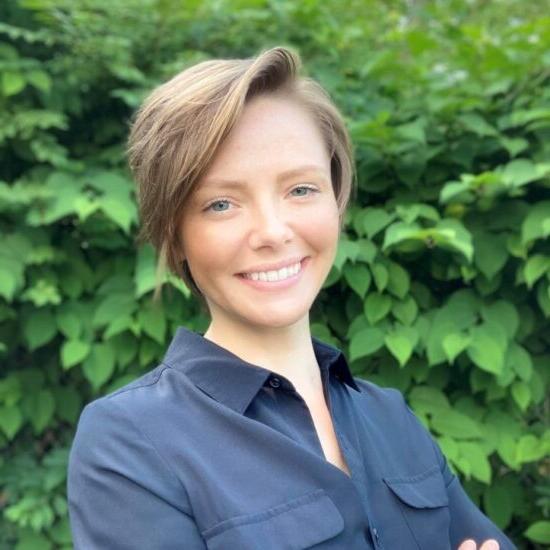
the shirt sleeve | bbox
[404,404,518,550]
[67,398,206,550]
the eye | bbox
[204,199,232,213]
[290,184,319,197]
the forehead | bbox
[199,96,330,183]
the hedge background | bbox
[0,0,549,548]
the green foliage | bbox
[0,0,548,547]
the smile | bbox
[242,260,302,282]
[236,257,309,290]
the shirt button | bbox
[269,377,281,388]
[372,527,380,545]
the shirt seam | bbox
[102,363,168,398]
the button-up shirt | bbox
[67,326,516,549]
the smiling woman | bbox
[66,45,516,550]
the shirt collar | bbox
[162,326,361,414]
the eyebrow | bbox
[200,164,329,190]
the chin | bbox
[243,306,310,329]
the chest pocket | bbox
[383,465,451,550]
[201,488,344,550]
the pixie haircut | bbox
[126,45,356,308]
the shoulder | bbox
[350,377,441,464]
[69,362,185,477]
[352,376,410,417]
[79,362,172,419]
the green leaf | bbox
[395,118,426,143]
[505,343,532,382]
[516,434,545,463]
[473,232,508,280]
[458,441,491,483]
[537,280,550,317]
[384,220,473,261]
[521,201,550,245]
[14,530,52,550]
[0,404,23,439]
[349,327,385,361]
[524,521,550,544]
[334,238,361,270]
[496,434,519,470]
[61,339,91,370]
[384,325,418,367]
[395,203,440,225]
[2,71,25,96]
[431,409,482,439]
[356,239,377,264]
[459,113,498,137]
[111,332,138,368]
[442,332,470,364]
[26,70,52,93]
[93,292,136,328]
[466,324,506,375]
[21,389,55,434]
[483,480,514,529]
[386,261,410,299]
[104,315,136,339]
[82,342,116,390]
[138,302,166,344]
[23,308,57,350]
[56,307,82,340]
[364,292,392,324]
[481,301,519,340]
[100,195,136,233]
[361,208,393,239]
[511,381,531,411]
[343,263,371,298]
[408,386,450,416]
[0,264,22,301]
[0,375,22,406]
[502,158,549,187]
[371,263,389,292]
[74,196,100,221]
[499,136,528,157]
[523,254,550,289]
[135,244,157,297]
[52,387,82,424]
[391,295,418,325]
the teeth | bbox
[244,261,302,282]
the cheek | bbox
[182,221,240,276]
[301,201,340,250]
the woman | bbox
[67,46,515,549]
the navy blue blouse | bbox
[67,326,516,549]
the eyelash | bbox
[203,184,320,213]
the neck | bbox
[203,315,324,399]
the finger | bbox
[457,540,476,550]
[479,540,499,550]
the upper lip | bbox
[238,256,307,274]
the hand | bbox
[458,539,499,550]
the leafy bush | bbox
[0,0,548,548]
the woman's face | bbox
[178,94,340,331]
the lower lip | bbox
[236,257,309,291]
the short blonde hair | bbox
[126,45,356,308]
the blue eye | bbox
[206,199,231,212]
[291,185,318,196]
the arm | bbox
[404,405,517,550]
[67,398,206,550]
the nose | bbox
[248,196,294,249]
